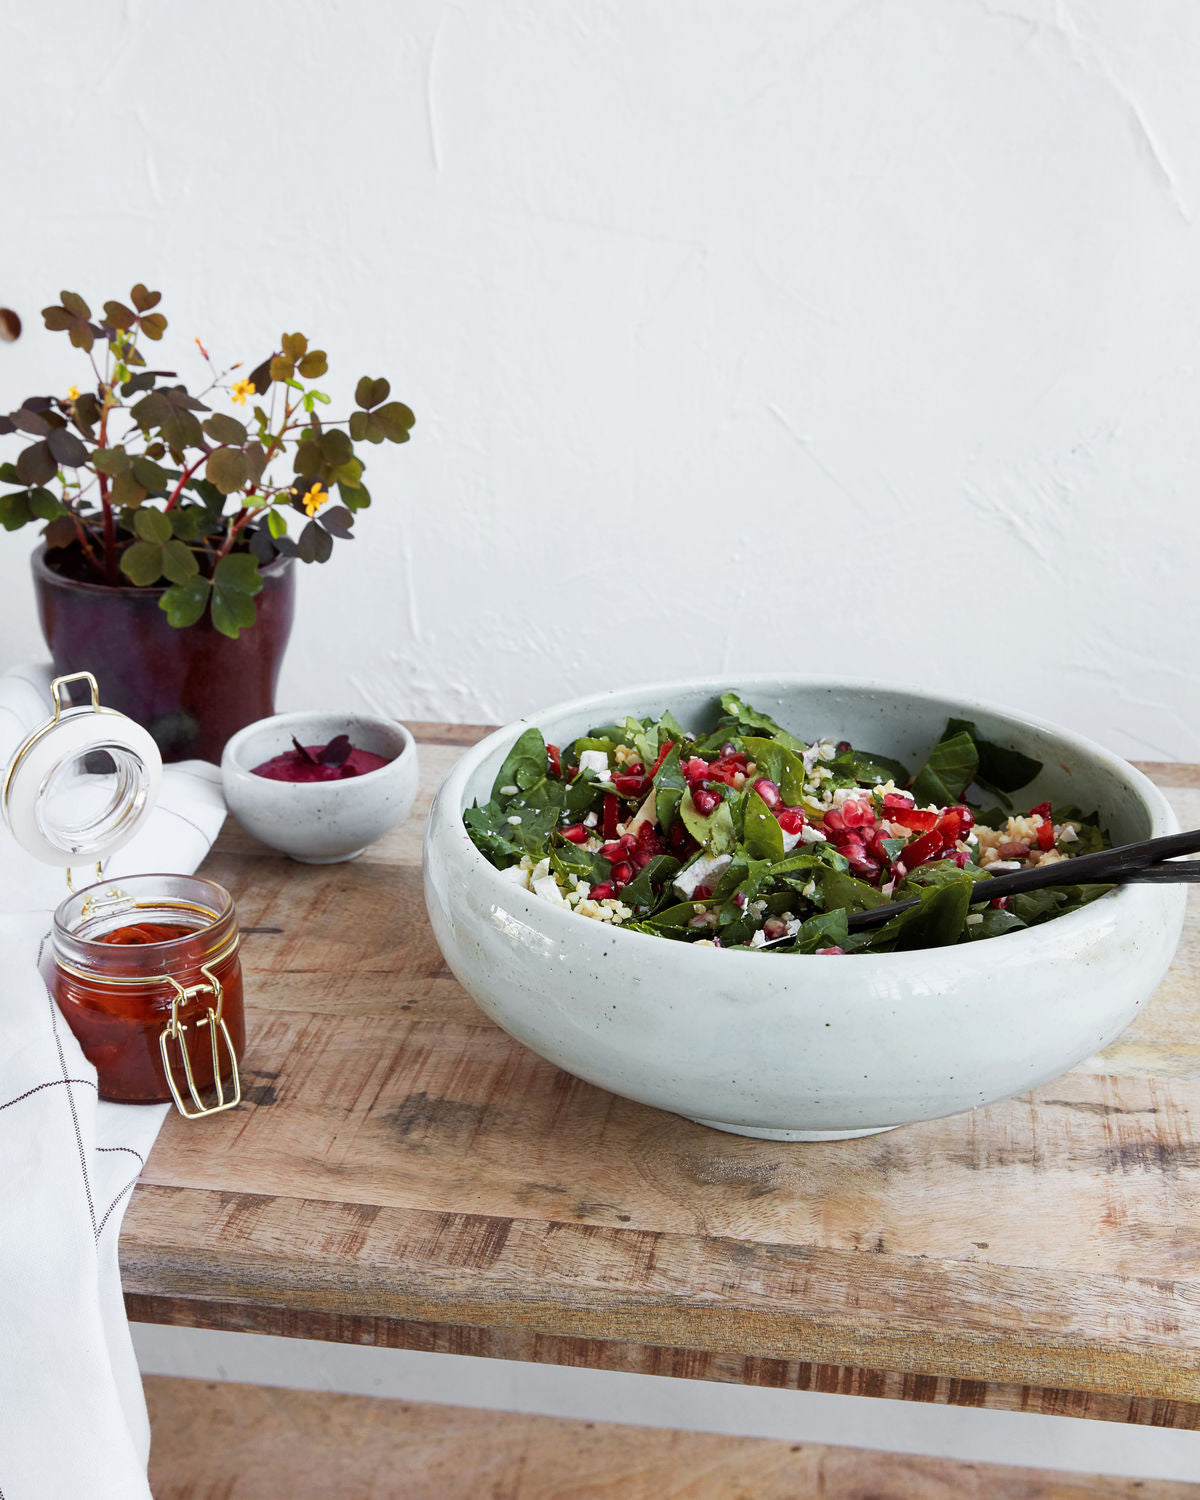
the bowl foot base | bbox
[688,1117,898,1142]
[288,849,366,865]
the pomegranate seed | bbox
[636,823,664,854]
[685,757,709,783]
[752,777,781,809]
[612,773,647,797]
[836,740,852,753]
[559,824,588,844]
[847,854,881,881]
[600,840,626,862]
[816,945,845,955]
[1029,801,1052,820]
[546,744,562,777]
[823,809,845,832]
[692,884,713,900]
[942,849,969,868]
[996,841,1030,859]
[589,882,615,901]
[991,896,1009,909]
[839,834,866,860]
[626,761,644,777]
[865,828,888,859]
[692,788,720,816]
[610,861,633,886]
[720,741,737,757]
[602,794,619,839]
[669,821,697,855]
[882,791,915,810]
[733,890,748,908]
[633,849,654,868]
[763,916,789,940]
[840,797,874,828]
[950,804,974,832]
[777,808,805,835]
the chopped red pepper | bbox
[935,809,961,843]
[612,772,648,797]
[888,806,938,832]
[900,828,944,869]
[603,793,619,840]
[546,744,562,778]
[646,739,675,780]
[1036,820,1055,851]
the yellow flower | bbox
[230,378,255,405]
[66,385,80,402]
[300,483,329,518]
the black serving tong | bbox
[845,828,1200,932]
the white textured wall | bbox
[1,0,1198,758]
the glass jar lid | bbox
[2,672,162,868]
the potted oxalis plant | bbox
[0,284,414,760]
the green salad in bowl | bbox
[464,692,1110,955]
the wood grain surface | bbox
[121,738,1200,1427]
[143,1376,1200,1499]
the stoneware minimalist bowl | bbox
[222,711,418,863]
[423,678,1186,1141]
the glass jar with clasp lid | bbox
[2,672,243,1117]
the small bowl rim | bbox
[221,710,416,792]
[431,673,1179,968]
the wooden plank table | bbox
[121,727,1200,1431]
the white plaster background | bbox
[0,0,1198,758]
[3,0,1200,1481]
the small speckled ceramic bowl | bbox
[221,711,418,863]
[424,678,1186,1141]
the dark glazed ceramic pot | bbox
[33,544,295,764]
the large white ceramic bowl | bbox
[423,679,1186,1140]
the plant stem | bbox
[164,451,215,512]
[213,503,266,562]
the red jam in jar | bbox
[52,874,244,1108]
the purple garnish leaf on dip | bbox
[319,733,353,768]
[291,735,320,765]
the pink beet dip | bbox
[251,733,394,783]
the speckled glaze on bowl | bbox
[423,679,1186,1141]
[222,711,418,863]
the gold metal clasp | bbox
[158,965,242,1119]
[50,671,102,718]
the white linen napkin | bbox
[0,664,226,1500]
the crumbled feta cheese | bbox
[965,913,983,926]
[749,929,769,948]
[800,825,827,844]
[674,853,732,899]
[1058,824,1079,844]
[583,811,598,828]
[499,784,519,796]
[497,863,531,889]
[780,826,804,853]
[507,815,522,826]
[578,749,611,781]
[532,874,566,905]
[988,859,1022,872]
